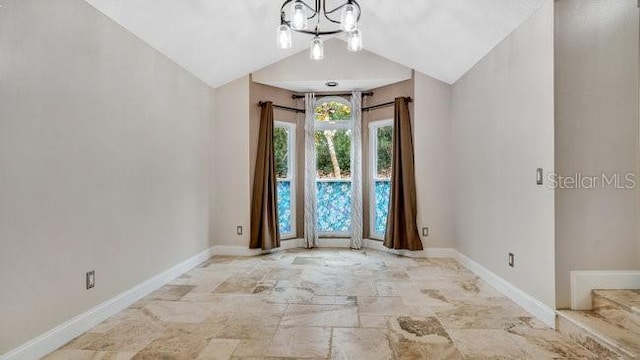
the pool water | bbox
[276,179,390,236]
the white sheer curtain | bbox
[304,93,318,249]
[350,91,363,249]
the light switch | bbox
[536,168,543,185]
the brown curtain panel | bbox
[250,102,280,250]
[384,97,423,251]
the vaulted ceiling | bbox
[84,0,546,88]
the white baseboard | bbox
[281,238,305,249]
[4,240,560,360]
[570,270,640,310]
[316,238,351,248]
[211,238,305,256]
[211,246,274,256]
[454,251,557,328]
[212,238,451,254]
[1,247,215,360]
[363,239,456,258]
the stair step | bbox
[557,310,640,359]
[593,290,640,339]
[594,290,640,317]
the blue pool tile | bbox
[374,180,391,235]
[317,181,352,233]
[277,180,292,234]
[277,179,391,237]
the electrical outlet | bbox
[236,226,243,236]
[422,227,429,237]
[508,253,515,268]
[86,271,95,289]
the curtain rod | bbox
[258,96,412,114]
[362,97,413,112]
[258,101,305,113]
[291,91,374,99]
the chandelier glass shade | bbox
[347,28,362,52]
[277,24,293,49]
[310,36,324,60]
[277,0,362,60]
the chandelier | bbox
[276,0,363,60]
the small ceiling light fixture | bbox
[277,0,362,60]
[325,81,339,87]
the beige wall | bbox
[0,0,214,353]
[213,79,304,245]
[554,0,640,308]
[249,81,303,238]
[212,76,251,247]
[452,1,556,308]
[414,72,454,248]
[363,79,415,240]
[363,73,454,247]
[220,74,453,247]
[364,80,415,123]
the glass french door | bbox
[314,97,353,236]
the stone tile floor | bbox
[47,248,597,359]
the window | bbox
[369,119,393,239]
[274,121,296,239]
[314,97,352,236]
